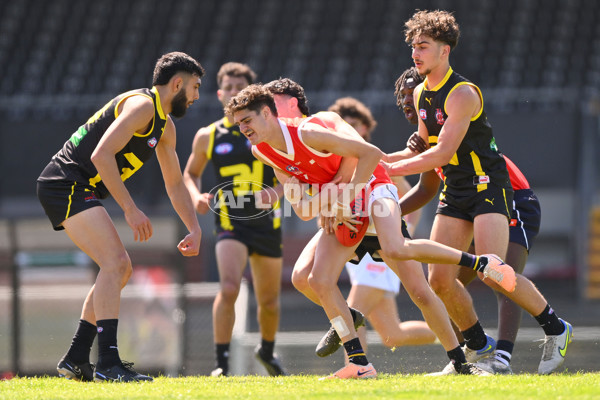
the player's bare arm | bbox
[302,122,383,204]
[156,118,201,256]
[315,111,364,141]
[183,126,214,214]
[90,94,155,242]
[316,111,360,184]
[387,84,480,176]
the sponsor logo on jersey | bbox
[147,137,158,148]
[419,109,427,119]
[490,137,498,151]
[474,175,491,185]
[286,165,302,175]
[435,108,445,125]
[215,143,234,155]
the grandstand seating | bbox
[0,0,598,110]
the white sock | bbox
[494,350,511,366]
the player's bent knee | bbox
[306,272,332,295]
[121,264,133,288]
[258,297,280,315]
[428,275,455,298]
[103,252,132,277]
[219,281,241,302]
[291,268,310,292]
[408,287,437,309]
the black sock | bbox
[447,346,467,372]
[65,319,97,364]
[96,319,120,368]
[458,252,477,268]
[496,339,514,355]
[259,339,275,360]
[461,321,487,350]
[343,338,368,366]
[458,252,483,271]
[458,253,495,273]
[534,305,564,336]
[495,340,514,365]
[216,343,230,374]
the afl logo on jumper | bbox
[419,109,427,120]
[215,143,234,155]
[435,109,445,125]
[147,137,158,148]
[286,165,302,175]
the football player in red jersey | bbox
[225,83,515,378]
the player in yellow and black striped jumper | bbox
[183,63,286,376]
[385,10,572,375]
[37,52,205,382]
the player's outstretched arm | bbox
[157,118,201,256]
[302,122,383,204]
[91,95,155,242]
[388,85,479,176]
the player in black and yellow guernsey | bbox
[385,10,572,375]
[183,63,286,376]
[37,52,205,382]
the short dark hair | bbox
[225,84,278,117]
[394,67,424,108]
[152,52,205,86]
[404,10,460,50]
[328,97,377,140]
[264,78,310,116]
[216,62,257,87]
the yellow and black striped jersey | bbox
[415,68,510,193]
[38,87,167,199]
[207,117,280,230]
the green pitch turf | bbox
[1,373,599,400]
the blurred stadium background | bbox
[0,0,599,377]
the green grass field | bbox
[1,373,599,400]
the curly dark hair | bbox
[264,78,310,116]
[328,97,377,140]
[216,62,257,88]
[224,84,277,117]
[404,10,460,50]
[152,52,205,86]
[394,67,424,108]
